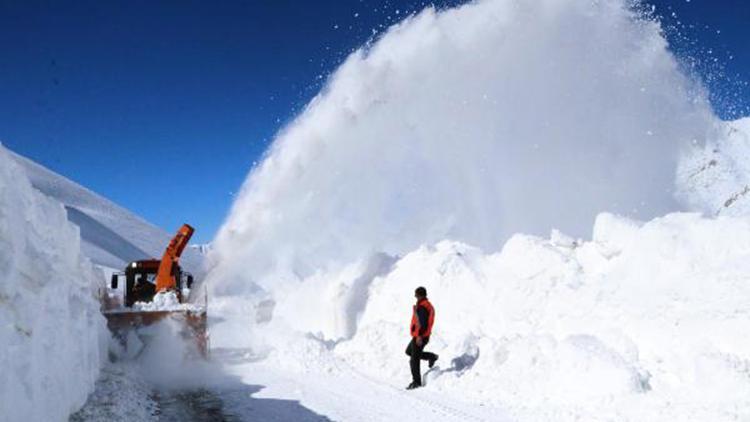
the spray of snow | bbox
[678,117,750,215]
[208,0,718,294]
[131,318,215,389]
[0,145,107,422]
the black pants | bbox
[405,337,437,384]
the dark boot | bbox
[428,354,439,369]
[406,381,422,390]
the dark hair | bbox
[415,286,427,297]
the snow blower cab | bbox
[103,224,208,358]
[111,259,194,307]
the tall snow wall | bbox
[208,0,719,296]
[0,145,107,421]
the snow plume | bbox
[209,0,718,294]
[130,318,216,390]
[677,117,750,216]
[0,145,107,421]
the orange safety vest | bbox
[410,298,435,338]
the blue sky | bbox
[1,0,748,243]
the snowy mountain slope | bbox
[8,150,204,276]
[678,117,750,216]
[0,145,107,422]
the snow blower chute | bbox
[102,224,208,357]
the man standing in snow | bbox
[405,286,438,390]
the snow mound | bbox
[0,145,107,422]
[333,213,750,420]
[208,211,750,420]
[132,291,204,313]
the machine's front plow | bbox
[104,308,208,358]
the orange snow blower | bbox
[102,224,208,357]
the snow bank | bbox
[339,213,750,421]
[0,145,107,421]
[211,212,750,420]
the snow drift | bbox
[0,145,107,422]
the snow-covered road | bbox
[218,350,505,422]
[72,347,506,421]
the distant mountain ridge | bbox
[8,150,204,275]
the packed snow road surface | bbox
[217,351,505,422]
[72,349,505,422]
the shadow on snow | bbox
[71,348,330,422]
